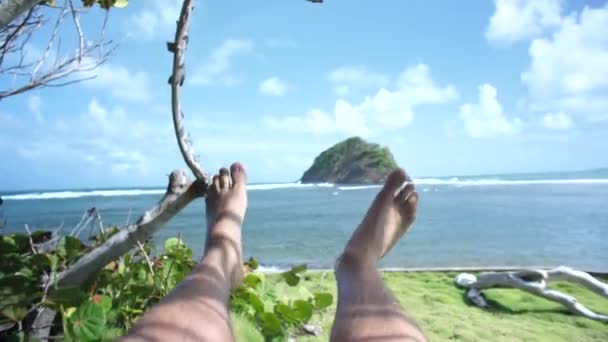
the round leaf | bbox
[245,257,259,270]
[282,271,300,287]
[242,274,261,288]
[69,302,106,341]
[1,305,27,321]
[248,292,265,313]
[260,312,282,337]
[292,300,313,322]
[314,292,333,309]
[274,303,295,323]
[164,237,181,252]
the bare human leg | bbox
[120,162,247,342]
[331,169,427,342]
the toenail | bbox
[406,192,418,204]
[394,181,412,197]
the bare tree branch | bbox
[67,0,83,62]
[136,240,155,278]
[54,170,206,287]
[0,1,117,100]
[168,0,207,181]
[456,266,608,322]
[24,224,37,254]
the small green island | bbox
[301,137,398,184]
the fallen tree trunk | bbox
[455,266,608,322]
[55,170,205,287]
[32,171,205,340]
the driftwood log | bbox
[455,266,608,322]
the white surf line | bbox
[261,266,608,275]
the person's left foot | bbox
[339,168,418,266]
[204,162,248,287]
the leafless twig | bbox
[168,0,207,182]
[0,0,117,100]
[124,208,132,227]
[136,240,155,278]
[68,0,83,63]
[24,224,38,254]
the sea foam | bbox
[4,182,335,200]
[413,177,608,186]
[4,178,608,200]
[4,189,165,200]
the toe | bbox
[230,162,247,191]
[219,167,231,190]
[382,168,408,195]
[212,175,221,193]
[397,183,418,219]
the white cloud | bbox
[130,0,181,40]
[15,99,153,173]
[542,112,573,130]
[86,64,151,102]
[486,0,563,44]
[265,63,456,136]
[191,39,254,86]
[264,103,370,137]
[27,95,43,123]
[259,77,287,96]
[264,110,336,134]
[328,65,388,95]
[521,4,608,121]
[460,84,523,138]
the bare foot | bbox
[340,168,418,265]
[204,162,248,286]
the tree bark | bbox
[0,0,40,29]
[169,0,207,181]
[455,266,608,322]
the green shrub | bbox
[0,231,332,341]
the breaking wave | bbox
[337,185,382,191]
[4,189,165,200]
[413,177,608,186]
[3,182,335,200]
[4,178,608,200]
[247,182,334,190]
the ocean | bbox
[2,169,608,272]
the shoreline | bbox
[261,265,608,275]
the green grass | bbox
[234,271,608,341]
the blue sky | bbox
[1,0,607,190]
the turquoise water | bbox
[2,169,608,271]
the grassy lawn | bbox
[233,271,608,341]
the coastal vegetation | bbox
[3,229,607,341]
[0,230,333,341]
[301,137,399,184]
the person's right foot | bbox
[204,162,248,287]
[340,168,418,265]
